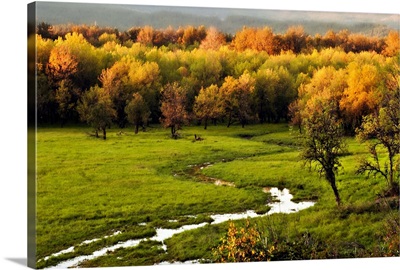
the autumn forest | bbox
[35,23,399,135]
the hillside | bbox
[35,2,399,36]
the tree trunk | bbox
[204,118,208,130]
[171,126,176,138]
[95,129,99,138]
[326,169,341,206]
[388,154,394,190]
[331,181,341,206]
[102,127,106,140]
[135,123,139,134]
[227,113,232,127]
[386,153,399,196]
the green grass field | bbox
[36,123,396,268]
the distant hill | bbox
[35,2,399,36]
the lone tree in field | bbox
[301,97,347,206]
[356,89,400,196]
[77,86,116,139]
[125,92,150,134]
[160,82,189,138]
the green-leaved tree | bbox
[125,92,150,134]
[77,86,116,139]
[356,90,400,196]
[301,96,347,206]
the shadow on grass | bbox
[338,196,399,219]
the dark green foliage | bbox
[77,86,116,139]
[125,92,150,134]
[37,21,55,39]
[270,232,371,260]
[54,79,80,126]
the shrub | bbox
[213,219,274,263]
[381,213,400,257]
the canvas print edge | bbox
[27,1,399,269]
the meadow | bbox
[36,123,395,268]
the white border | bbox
[0,1,399,270]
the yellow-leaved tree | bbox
[220,73,255,127]
[340,62,382,130]
[193,84,225,129]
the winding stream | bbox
[44,186,315,269]
[43,156,317,268]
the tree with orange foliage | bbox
[200,27,226,50]
[383,31,400,57]
[46,45,78,83]
[254,27,274,54]
[232,27,256,52]
[232,27,274,54]
[160,82,190,138]
[321,30,339,49]
[162,25,179,45]
[178,25,206,48]
[46,44,80,126]
[137,26,154,46]
[282,26,307,53]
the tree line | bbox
[38,22,398,54]
[35,24,399,135]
